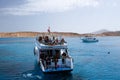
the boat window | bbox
[39,49,53,59]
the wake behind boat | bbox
[81,36,99,42]
[34,28,73,73]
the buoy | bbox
[108,52,110,54]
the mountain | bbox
[101,31,120,36]
[92,29,110,34]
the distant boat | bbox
[81,36,99,42]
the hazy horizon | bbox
[0,0,120,34]
[0,28,114,33]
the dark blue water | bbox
[0,37,120,80]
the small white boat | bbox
[34,35,73,73]
[81,36,99,42]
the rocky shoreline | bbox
[0,31,120,38]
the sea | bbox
[0,37,120,80]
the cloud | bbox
[0,0,99,15]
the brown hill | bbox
[101,31,120,36]
[0,32,81,38]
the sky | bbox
[0,0,120,33]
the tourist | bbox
[45,56,51,69]
[62,52,67,64]
[60,38,66,44]
[38,36,43,43]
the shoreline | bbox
[0,31,120,38]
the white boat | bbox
[34,35,73,73]
[81,36,99,42]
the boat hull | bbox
[43,69,73,74]
[82,39,99,43]
[34,46,73,73]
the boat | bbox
[81,36,99,42]
[34,35,73,73]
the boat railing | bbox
[36,36,67,46]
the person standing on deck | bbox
[53,51,60,69]
[47,26,50,34]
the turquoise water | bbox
[0,37,120,80]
